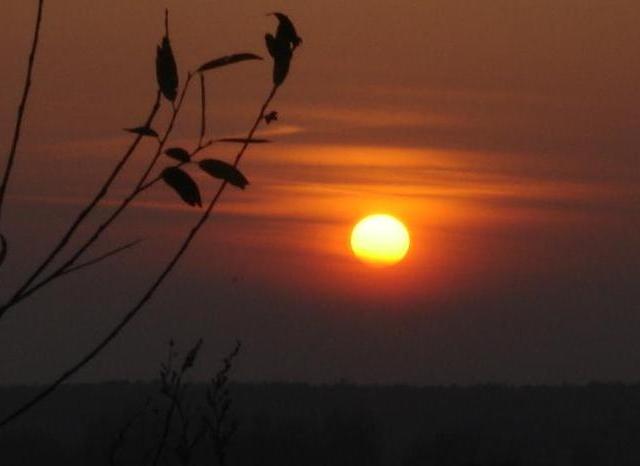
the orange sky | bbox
[0,0,638,385]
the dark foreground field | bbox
[1,382,640,465]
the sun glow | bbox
[350,214,410,266]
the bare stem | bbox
[0,84,278,430]
[199,73,207,146]
[151,374,182,466]
[0,0,45,228]
[0,91,162,320]
[1,164,188,313]
[137,74,194,191]
[0,73,192,316]
[0,80,211,316]
[60,239,142,278]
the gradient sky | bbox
[0,0,638,385]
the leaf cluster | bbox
[128,12,303,208]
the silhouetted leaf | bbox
[125,126,159,138]
[0,234,6,268]
[156,12,178,102]
[265,33,277,58]
[197,53,263,72]
[164,147,190,163]
[264,111,278,124]
[217,138,270,144]
[199,159,249,189]
[271,12,302,49]
[265,33,292,86]
[161,167,201,206]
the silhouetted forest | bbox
[1,382,640,465]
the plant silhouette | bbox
[0,0,45,267]
[108,339,241,466]
[0,6,301,429]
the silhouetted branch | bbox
[0,11,274,315]
[0,74,195,316]
[0,141,211,314]
[199,73,207,146]
[139,141,212,192]
[0,0,45,257]
[139,73,194,190]
[60,239,143,277]
[0,235,6,269]
[0,90,162,319]
[0,83,279,430]
[3,145,213,315]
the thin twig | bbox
[0,85,210,315]
[0,91,162,319]
[151,374,182,466]
[0,0,45,227]
[137,74,194,191]
[0,75,195,317]
[60,239,143,277]
[0,84,278,430]
[199,73,207,146]
[0,154,199,313]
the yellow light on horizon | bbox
[350,214,410,266]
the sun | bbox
[350,214,411,266]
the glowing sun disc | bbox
[350,214,410,266]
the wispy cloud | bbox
[286,105,466,130]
